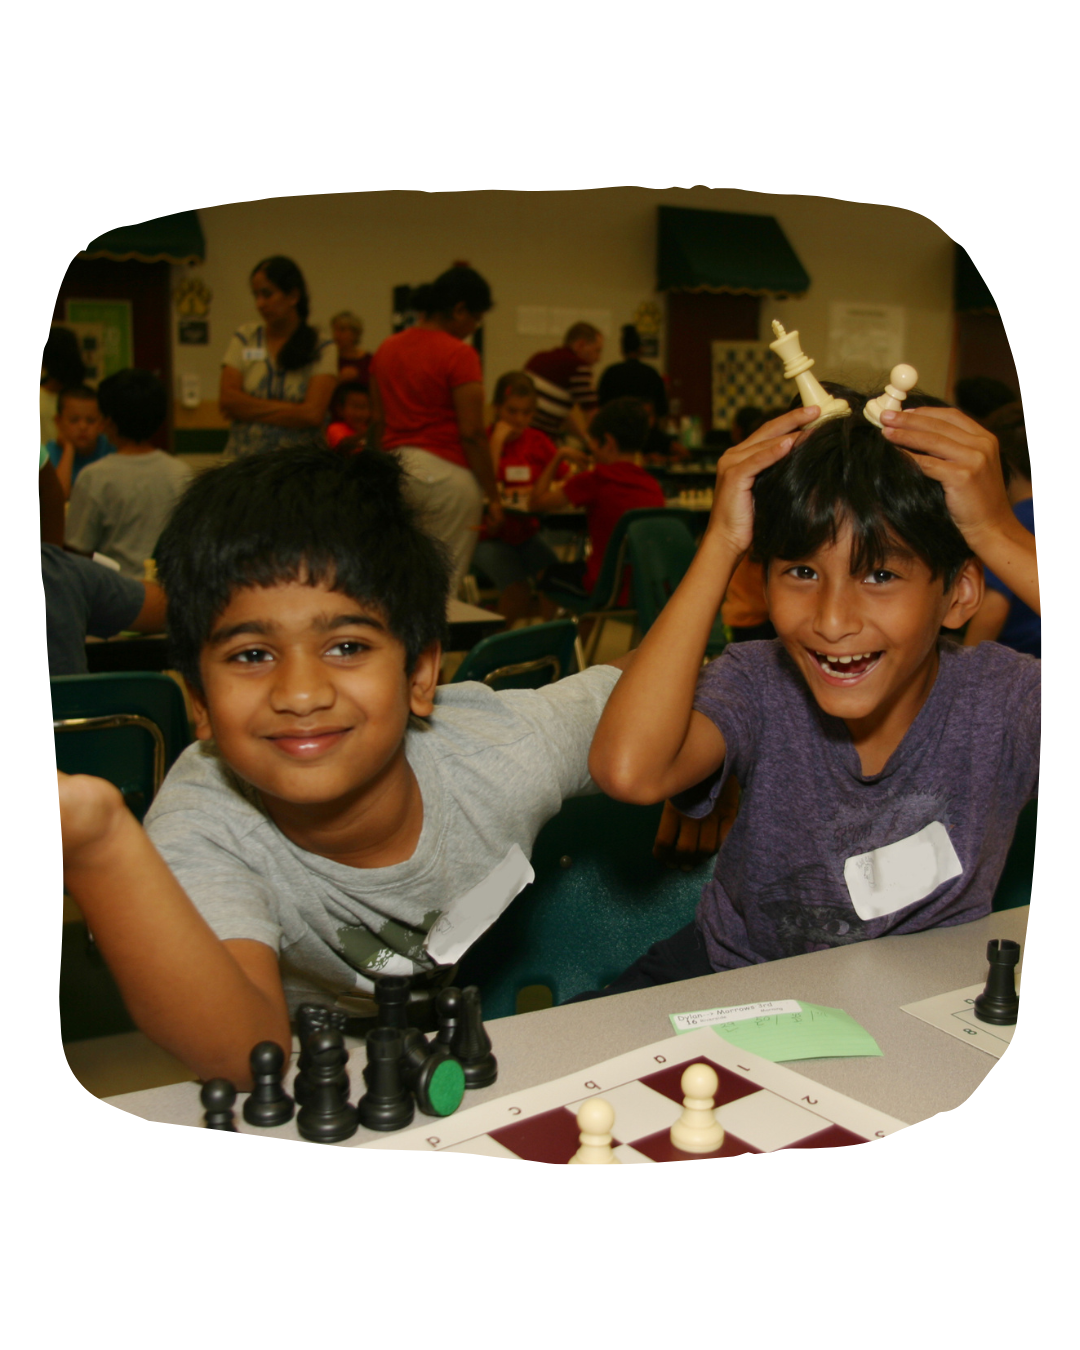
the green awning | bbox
[954,243,997,313]
[657,205,810,297]
[83,210,205,264]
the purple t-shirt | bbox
[673,639,1040,971]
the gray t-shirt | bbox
[65,450,192,578]
[144,664,621,1014]
[674,639,1040,971]
[41,544,144,675]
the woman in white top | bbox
[219,256,337,456]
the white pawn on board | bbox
[864,364,919,428]
[769,321,851,423]
[670,1063,725,1154]
[569,1096,621,1164]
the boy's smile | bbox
[191,580,440,857]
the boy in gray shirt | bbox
[57,447,623,1088]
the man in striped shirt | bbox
[525,322,603,441]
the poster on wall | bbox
[65,299,133,379]
[711,341,794,431]
[826,303,906,378]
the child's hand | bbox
[57,771,128,862]
[880,406,1013,550]
[708,406,820,556]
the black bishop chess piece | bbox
[452,985,498,1089]
[296,1030,359,1144]
[294,1004,349,1108]
[243,1041,295,1128]
[201,1078,238,1130]
[357,1028,415,1132]
[399,1027,466,1117]
[374,974,412,1031]
[973,939,1021,1026]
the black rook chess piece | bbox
[201,1078,238,1131]
[375,974,412,1031]
[452,985,498,1089]
[296,1030,359,1144]
[973,939,1021,1026]
[357,1028,415,1132]
[243,1041,295,1127]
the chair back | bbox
[625,516,698,635]
[52,672,192,821]
[589,507,696,611]
[992,798,1037,910]
[455,793,710,1018]
[451,619,579,692]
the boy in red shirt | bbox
[530,396,665,598]
[325,381,373,451]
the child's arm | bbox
[54,439,76,498]
[881,406,1039,613]
[489,419,513,472]
[59,772,292,1088]
[588,406,820,805]
[528,447,576,511]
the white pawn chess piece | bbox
[769,321,851,423]
[669,1063,725,1154]
[568,1096,620,1164]
[863,364,919,428]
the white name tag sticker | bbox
[242,347,267,362]
[423,845,535,966]
[504,465,532,483]
[844,821,962,921]
[670,1000,802,1033]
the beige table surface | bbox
[105,907,1027,1144]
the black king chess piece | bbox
[973,938,1021,1026]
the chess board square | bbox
[717,1090,826,1152]
[612,1143,657,1164]
[781,1124,868,1150]
[443,1134,521,1160]
[640,1056,759,1109]
[631,1128,759,1163]
[567,1081,682,1142]
[490,1106,620,1164]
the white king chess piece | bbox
[864,364,919,429]
[769,321,851,423]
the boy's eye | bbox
[864,569,899,585]
[327,640,369,658]
[230,647,273,664]
[786,565,818,581]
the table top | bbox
[105,907,1027,1143]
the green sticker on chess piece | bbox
[427,1058,466,1116]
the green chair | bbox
[450,619,580,692]
[625,515,728,656]
[455,793,710,1018]
[541,507,697,666]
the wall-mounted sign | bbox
[178,319,209,345]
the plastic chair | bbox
[541,507,697,665]
[625,516,696,635]
[450,619,580,692]
[455,793,711,1018]
[52,672,192,822]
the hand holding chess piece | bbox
[569,1097,620,1164]
[769,321,851,424]
[864,364,919,429]
[669,1063,725,1154]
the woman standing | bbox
[219,256,338,457]
[368,265,503,594]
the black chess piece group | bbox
[200,976,497,1144]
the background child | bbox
[325,380,373,450]
[46,384,115,498]
[57,446,626,1087]
[65,369,192,578]
[582,389,1039,996]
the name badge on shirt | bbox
[423,844,535,965]
[504,465,532,484]
[243,347,267,362]
[844,821,962,921]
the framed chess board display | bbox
[711,340,794,431]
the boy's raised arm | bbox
[58,772,292,1088]
[589,406,819,804]
[882,406,1039,614]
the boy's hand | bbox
[880,406,1013,551]
[57,771,128,862]
[708,406,820,556]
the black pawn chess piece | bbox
[973,939,1021,1026]
[294,1005,349,1108]
[296,1030,359,1144]
[357,1028,415,1132]
[435,986,463,1052]
[243,1041,295,1128]
[452,985,498,1089]
[201,1078,238,1131]
[375,974,412,1031]
[400,1027,466,1117]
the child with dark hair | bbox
[66,369,192,578]
[40,326,88,445]
[56,446,626,1085]
[46,384,115,497]
[582,389,1039,995]
[219,255,338,457]
[530,396,665,599]
[325,380,373,450]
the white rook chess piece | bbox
[864,364,919,428]
[569,1097,620,1164]
[769,321,851,423]
[669,1063,725,1154]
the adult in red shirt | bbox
[369,266,503,593]
[530,397,665,597]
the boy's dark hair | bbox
[251,256,320,371]
[156,446,451,693]
[56,384,99,417]
[96,369,167,442]
[492,370,536,406]
[954,375,1017,422]
[589,396,649,452]
[732,406,767,442]
[983,401,1029,486]
[619,324,642,357]
[750,385,974,588]
[329,380,371,419]
[410,265,492,319]
[42,327,88,386]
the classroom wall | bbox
[169,185,957,428]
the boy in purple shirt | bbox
[584,388,1040,992]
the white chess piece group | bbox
[569,1063,726,1163]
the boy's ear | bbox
[408,642,442,718]
[941,558,985,630]
[187,680,214,741]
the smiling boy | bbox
[583,391,1039,992]
[57,447,624,1085]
